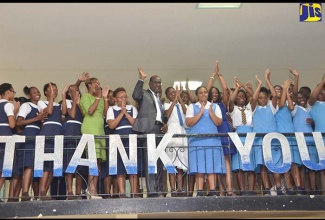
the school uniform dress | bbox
[310,101,325,133]
[252,101,278,171]
[275,103,302,166]
[17,102,41,171]
[106,105,138,175]
[310,101,325,169]
[292,105,318,164]
[216,102,236,155]
[164,102,188,171]
[38,101,63,171]
[0,100,15,174]
[186,102,226,174]
[230,104,254,171]
[63,99,84,174]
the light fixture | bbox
[196,3,242,9]
[173,81,203,91]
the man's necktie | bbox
[155,93,164,121]
[176,104,184,126]
[240,108,247,125]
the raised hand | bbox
[289,68,299,77]
[138,67,147,80]
[180,83,184,92]
[175,86,181,102]
[102,85,109,98]
[62,83,69,96]
[245,80,253,94]
[246,81,253,89]
[185,77,189,90]
[256,75,262,86]
[49,82,54,98]
[265,68,271,81]
[212,60,220,78]
[79,72,90,82]
[283,79,292,89]
[234,76,244,88]
[74,90,81,105]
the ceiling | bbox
[0,3,324,100]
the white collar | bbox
[112,105,132,111]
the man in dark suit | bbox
[132,67,167,198]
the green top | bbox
[80,93,106,161]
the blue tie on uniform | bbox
[176,103,184,126]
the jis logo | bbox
[300,3,322,22]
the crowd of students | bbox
[0,61,324,202]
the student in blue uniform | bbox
[185,85,224,196]
[37,82,65,200]
[17,86,46,201]
[275,77,302,195]
[107,87,138,198]
[229,77,260,196]
[62,73,89,200]
[292,91,317,194]
[308,74,325,195]
[252,70,277,196]
[0,83,20,202]
[206,61,236,196]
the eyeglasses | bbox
[151,81,162,85]
[10,89,16,94]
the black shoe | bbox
[196,191,204,197]
[21,192,32,202]
[6,198,19,203]
[226,191,236,197]
[111,194,120,198]
[119,194,129,198]
[276,187,284,195]
[300,188,307,195]
[147,193,159,198]
[264,188,271,196]
[207,190,217,196]
[286,188,294,195]
[240,191,247,196]
[39,191,54,201]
